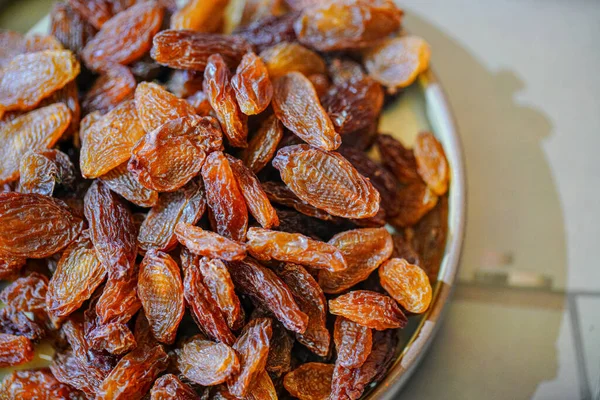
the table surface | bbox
[1,1,599,399]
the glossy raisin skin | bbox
[177,337,240,386]
[414,131,450,196]
[329,290,407,330]
[284,362,334,400]
[232,52,273,115]
[379,257,433,313]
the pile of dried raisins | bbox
[0,0,449,399]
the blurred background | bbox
[1,0,599,399]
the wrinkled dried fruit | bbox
[0,192,84,258]
[294,0,402,51]
[226,155,279,228]
[80,100,145,179]
[283,363,334,400]
[18,149,75,196]
[51,2,97,56]
[235,12,298,52]
[262,181,337,221]
[96,272,142,325]
[0,50,79,114]
[379,258,432,313]
[260,42,326,79]
[87,322,137,354]
[138,250,185,344]
[82,2,164,71]
[319,228,393,294]
[227,258,308,333]
[273,145,380,219]
[184,263,236,345]
[151,374,199,400]
[134,81,198,133]
[167,70,205,99]
[186,90,213,116]
[0,273,48,322]
[272,72,339,151]
[240,114,283,174]
[247,227,346,272]
[0,103,71,184]
[334,317,372,368]
[329,290,407,330]
[232,52,273,115]
[100,162,159,208]
[0,255,26,280]
[201,152,249,241]
[0,333,34,367]
[227,318,272,398]
[328,58,365,86]
[389,181,438,228]
[171,0,227,32]
[138,180,206,251]
[273,263,330,357]
[246,370,277,400]
[175,222,247,261]
[412,195,448,280]
[47,231,106,318]
[67,0,112,29]
[414,131,449,196]
[84,180,137,277]
[265,318,294,377]
[204,54,249,147]
[363,35,430,92]
[96,344,169,400]
[83,64,136,114]
[151,30,252,71]
[178,337,240,386]
[0,305,45,340]
[0,368,84,399]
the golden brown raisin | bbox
[83,64,136,114]
[171,0,227,32]
[379,258,432,313]
[82,2,164,71]
[260,42,326,79]
[412,194,448,280]
[273,145,380,219]
[414,131,450,195]
[294,0,402,51]
[319,228,393,294]
[175,222,247,261]
[235,12,298,52]
[272,72,340,151]
[96,271,142,325]
[178,337,240,386]
[329,290,407,330]
[0,369,84,399]
[334,316,372,368]
[18,149,75,196]
[204,54,249,147]
[99,162,159,208]
[363,35,431,93]
[138,250,185,344]
[87,322,137,355]
[245,371,277,400]
[67,0,112,29]
[375,133,420,184]
[389,181,438,228]
[283,362,334,400]
[0,333,34,367]
[51,2,97,56]
[150,374,199,400]
[262,181,338,221]
[240,114,284,174]
[231,52,273,115]
[265,318,294,377]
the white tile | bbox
[575,295,600,398]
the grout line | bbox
[568,294,592,400]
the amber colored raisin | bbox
[151,30,252,71]
[319,228,393,294]
[247,227,346,272]
[80,100,145,179]
[262,181,337,222]
[96,272,142,325]
[18,149,75,196]
[138,180,206,251]
[96,344,169,400]
[201,152,249,241]
[334,317,372,369]
[260,42,326,80]
[414,131,450,196]
[329,290,407,330]
[128,116,219,192]
[227,318,272,398]
[235,12,298,52]
[239,0,287,26]
[171,0,227,32]
[389,181,438,228]
[0,255,26,280]
[363,35,430,93]
[50,349,105,397]
[231,52,273,115]
[175,223,247,261]
[84,180,137,277]
[379,258,432,313]
[265,318,294,377]
[273,145,380,219]
[240,114,283,174]
[134,81,198,134]
[0,306,45,340]
[138,250,185,344]
[245,370,277,400]
[150,374,199,400]
[51,2,97,56]
[0,50,79,114]
[0,333,34,367]
[412,195,448,280]
[375,134,420,184]
[283,362,334,400]
[204,54,249,148]
[100,162,159,208]
[83,64,136,114]
[294,0,402,51]
[167,70,205,98]
[82,2,164,71]
[0,192,84,258]
[0,104,72,184]
[184,263,236,345]
[0,273,47,323]
[226,155,279,229]
[187,90,214,116]
[328,58,366,86]
[273,263,330,357]
[272,72,340,151]
[47,231,106,318]
[0,368,84,399]
[178,337,240,386]
[67,0,112,29]
[87,322,137,355]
